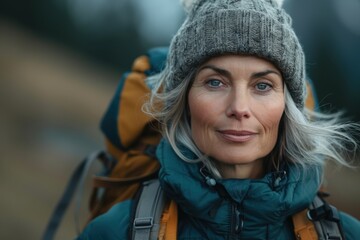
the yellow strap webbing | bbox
[292,209,318,240]
[159,200,178,240]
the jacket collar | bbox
[156,139,323,236]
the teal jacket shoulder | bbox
[340,211,360,240]
[76,200,132,240]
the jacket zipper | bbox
[231,203,244,236]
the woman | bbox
[78,0,360,239]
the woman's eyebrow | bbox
[251,70,281,79]
[198,66,281,80]
[197,65,232,79]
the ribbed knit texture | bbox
[167,0,306,109]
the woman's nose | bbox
[225,89,251,120]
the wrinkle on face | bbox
[188,54,285,179]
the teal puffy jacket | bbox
[78,139,360,239]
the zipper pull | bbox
[273,170,287,190]
[234,206,244,234]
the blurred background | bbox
[0,0,359,239]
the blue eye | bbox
[207,79,223,88]
[256,83,271,91]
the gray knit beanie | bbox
[166,0,306,109]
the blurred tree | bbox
[0,0,151,70]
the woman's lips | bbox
[217,130,257,143]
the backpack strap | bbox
[160,200,178,240]
[307,194,345,240]
[293,194,345,240]
[42,150,114,240]
[292,208,318,240]
[132,179,167,240]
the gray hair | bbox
[144,66,359,178]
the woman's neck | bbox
[215,158,265,179]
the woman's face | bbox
[188,55,285,178]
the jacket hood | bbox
[156,139,323,238]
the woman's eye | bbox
[256,82,272,91]
[206,79,223,88]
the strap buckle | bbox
[307,204,340,222]
[133,217,154,229]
